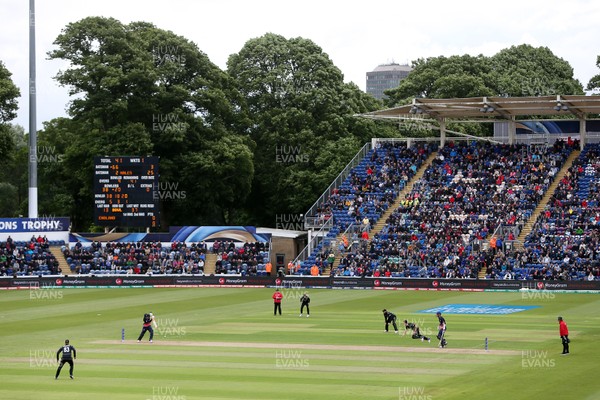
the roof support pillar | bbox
[439,118,446,149]
[508,117,516,145]
[579,117,586,150]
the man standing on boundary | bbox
[137,312,157,343]
[436,311,447,348]
[558,316,570,355]
[299,291,310,317]
[55,339,76,380]
[273,289,283,316]
[382,309,399,333]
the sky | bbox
[1,0,600,130]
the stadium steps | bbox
[477,268,487,279]
[514,149,581,250]
[49,246,70,274]
[204,252,218,275]
[328,151,438,274]
[369,151,437,236]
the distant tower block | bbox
[366,63,412,100]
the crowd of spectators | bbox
[62,241,207,275]
[331,140,583,279]
[57,239,270,276]
[212,240,270,275]
[514,142,600,280]
[298,142,435,275]
[0,235,60,276]
[2,140,599,281]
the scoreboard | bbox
[93,156,159,227]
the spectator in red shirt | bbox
[558,316,570,355]
[272,289,283,316]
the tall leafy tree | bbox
[490,44,583,97]
[227,33,382,225]
[47,17,254,229]
[385,54,495,106]
[587,55,600,93]
[385,45,583,107]
[0,60,20,125]
[0,124,27,217]
[0,62,22,216]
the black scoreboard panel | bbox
[93,156,159,227]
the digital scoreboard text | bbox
[93,156,159,227]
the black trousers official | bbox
[385,317,398,332]
[561,335,570,354]
[274,303,282,315]
[138,325,154,341]
[55,359,74,378]
[300,302,309,315]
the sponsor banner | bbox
[1,276,599,291]
[489,281,523,290]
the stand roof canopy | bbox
[359,95,600,121]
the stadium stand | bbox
[296,141,435,275]
[333,140,583,279]
[520,143,600,280]
[12,139,598,282]
[58,240,270,276]
[0,236,62,276]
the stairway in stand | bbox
[478,268,487,280]
[203,252,218,275]
[327,151,438,274]
[513,149,580,251]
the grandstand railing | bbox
[304,142,372,229]
[293,217,334,265]
[341,222,364,253]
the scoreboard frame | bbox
[93,156,160,227]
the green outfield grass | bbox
[0,287,598,400]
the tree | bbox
[0,124,27,217]
[227,33,382,225]
[0,60,20,125]
[490,44,583,97]
[587,55,600,93]
[384,54,495,106]
[385,45,584,107]
[47,17,254,229]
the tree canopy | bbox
[385,44,584,106]
[0,60,20,124]
[227,33,384,225]
[45,17,254,229]
[587,55,600,93]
